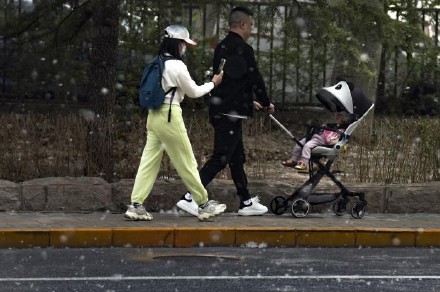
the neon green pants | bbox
[130,104,208,206]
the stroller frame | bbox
[268,103,374,219]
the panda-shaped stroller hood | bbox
[315,81,373,121]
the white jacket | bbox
[162,59,214,105]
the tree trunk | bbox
[377,43,387,101]
[86,0,120,182]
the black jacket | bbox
[209,31,271,120]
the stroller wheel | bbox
[332,198,349,216]
[291,199,310,218]
[270,196,288,215]
[351,202,367,219]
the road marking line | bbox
[1,275,440,281]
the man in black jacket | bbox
[177,6,275,216]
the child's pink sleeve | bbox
[323,129,343,145]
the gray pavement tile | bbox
[0,211,439,230]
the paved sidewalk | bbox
[0,211,439,248]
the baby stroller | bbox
[269,80,374,219]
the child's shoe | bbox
[294,162,307,171]
[281,159,296,167]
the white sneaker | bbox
[176,198,199,216]
[211,201,227,215]
[177,193,226,217]
[124,204,153,221]
[237,196,268,216]
[198,200,227,221]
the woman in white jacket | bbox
[125,24,226,222]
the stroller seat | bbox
[311,145,339,159]
[311,102,374,162]
[269,80,374,219]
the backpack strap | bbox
[167,87,177,122]
[160,55,177,122]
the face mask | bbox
[180,44,187,56]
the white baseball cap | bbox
[164,24,197,46]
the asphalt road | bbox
[1,247,439,292]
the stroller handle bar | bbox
[268,114,296,140]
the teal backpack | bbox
[139,55,176,121]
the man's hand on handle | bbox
[253,101,275,113]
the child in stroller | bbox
[269,79,374,219]
[281,111,352,171]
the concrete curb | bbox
[1,227,439,249]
